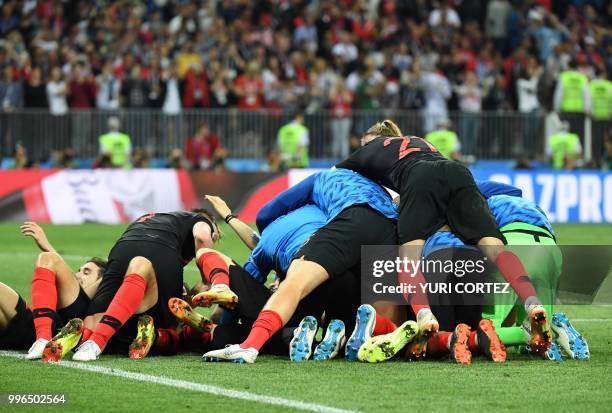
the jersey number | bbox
[383,136,437,160]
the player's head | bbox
[361,119,402,145]
[76,257,107,289]
[192,208,221,244]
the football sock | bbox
[90,274,147,349]
[197,251,230,287]
[153,328,181,355]
[495,251,539,304]
[427,332,452,355]
[31,267,57,341]
[180,325,212,349]
[81,327,93,344]
[373,314,397,336]
[240,310,283,350]
[398,268,431,315]
[496,327,526,346]
[468,330,479,354]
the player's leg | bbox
[202,259,329,363]
[0,283,37,351]
[192,248,238,308]
[443,164,551,354]
[396,167,448,338]
[74,256,158,361]
[0,282,19,330]
[29,252,80,352]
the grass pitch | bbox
[0,223,611,412]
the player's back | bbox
[336,136,443,192]
[118,211,207,263]
[245,205,326,282]
[313,169,397,221]
[487,195,554,235]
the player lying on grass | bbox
[335,119,551,353]
[419,192,589,362]
[193,196,395,362]
[202,168,410,364]
[69,209,223,361]
[0,222,107,362]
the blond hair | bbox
[365,119,402,137]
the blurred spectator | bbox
[132,148,151,169]
[486,0,512,55]
[13,143,29,169]
[184,123,226,170]
[455,72,482,156]
[429,0,461,29]
[547,121,582,170]
[264,148,282,172]
[0,66,23,111]
[51,147,77,169]
[277,112,309,168]
[23,67,47,108]
[355,57,385,133]
[68,63,95,109]
[590,69,612,164]
[167,148,189,169]
[99,116,131,168]
[121,65,150,108]
[554,60,591,137]
[46,66,68,115]
[234,61,264,110]
[96,60,120,110]
[421,65,451,133]
[425,119,461,161]
[329,80,353,159]
[182,63,209,108]
[332,31,358,66]
[516,57,543,153]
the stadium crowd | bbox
[0,0,611,168]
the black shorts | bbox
[227,264,272,324]
[0,296,38,350]
[397,160,502,244]
[295,205,397,277]
[86,240,184,352]
[0,288,91,351]
[58,287,90,321]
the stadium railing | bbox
[0,109,599,161]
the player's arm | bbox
[206,195,260,250]
[20,222,57,253]
[256,173,316,232]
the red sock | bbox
[180,325,212,350]
[427,332,452,355]
[154,328,181,355]
[399,268,431,316]
[31,267,57,340]
[197,252,230,286]
[81,327,93,344]
[240,310,283,351]
[90,274,147,349]
[373,314,397,336]
[468,330,478,354]
[495,251,538,303]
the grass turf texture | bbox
[0,223,611,412]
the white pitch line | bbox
[0,351,360,413]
